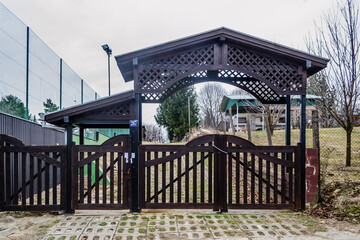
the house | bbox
[220,94,320,132]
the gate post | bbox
[129,93,141,212]
[65,121,75,213]
[213,135,228,212]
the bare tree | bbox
[306,0,360,166]
[244,100,285,146]
[197,83,227,130]
[143,123,165,143]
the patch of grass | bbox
[99,222,107,226]
[128,228,134,233]
[148,227,156,232]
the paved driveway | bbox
[42,210,360,240]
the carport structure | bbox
[44,27,327,213]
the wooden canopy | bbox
[115,27,328,104]
[45,90,135,128]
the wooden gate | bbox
[0,134,67,211]
[139,134,301,210]
[72,135,131,210]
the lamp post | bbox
[102,44,112,96]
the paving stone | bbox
[56,221,89,228]
[180,231,212,239]
[49,226,84,235]
[44,235,79,240]
[113,234,147,240]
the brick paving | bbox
[43,210,360,240]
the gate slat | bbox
[208,142,212,203]
[13,152,18,205]
[266,160,270,203]
[193,152,197,203]
[258,157,263,204]
[22,153,26,205]
[161,152,166,203]
[110,152,114,204]
[251,153,255,204]
[201,148,204,203]
[29,155,34,205]
[274,152,278,204]
[154,152,158,203]
[117,152,122,205]
[53,162,57,205]
[228,143,232,204]
[147,152,151,203]
[0,149,4,206]
[185,153,189,203]
[170,152,174,203]
[37,157,42,205]
[79,152,84,204]
[45,155,50,205]
[236,151,240,204]
[289,152,293,203]
[103,154,107,204]
[243,152,248,204]
[95,157,99,203]
[281,152,286,204]
[177,156,181,203]
[5,151,11,205]
[87,152,92,204]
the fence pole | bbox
[26,27,29,120]
[300,94,306,210]
[312,110,320,200]
[65,122,74,213]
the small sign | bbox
[130,120,138,127]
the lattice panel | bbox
[227,46,303,92]
[138,46,214,91]
[218,70,282,102]
[92,104,131,118]
[142,70,283,103]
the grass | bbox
[234,127,360,184]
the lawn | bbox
[233,127,360,184]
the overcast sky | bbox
[1,0,337,124]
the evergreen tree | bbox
[0,95,26,118]
[155,87,199,142]
[43,98,59,114]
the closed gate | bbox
[72,135,131,210]
[139,134,301,210]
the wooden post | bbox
[229,108,235,135]
[312,110,319,149]
[312,110,320,199]
[285,95,291,146]
[246,115,252,142]
[65,120,74,213]
[300,95,306,210]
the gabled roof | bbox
[45,90,135,127]
[115,27,329,82]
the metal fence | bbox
[0,112,64,145]
[0,3,99,120]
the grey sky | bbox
[1,0,337,124]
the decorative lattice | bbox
[92,104,131,118]
[138,46,214,91]
[227,46,303,92]
[218,70,283,102]
[142,70,283,103]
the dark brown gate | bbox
[139,134,301,210]
[0,134,67,211]
[72,135,131,210]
